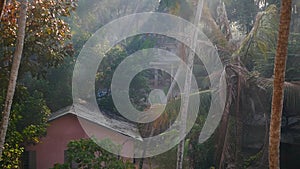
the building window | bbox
[22,151,36,169]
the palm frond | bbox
[234,5,279,71]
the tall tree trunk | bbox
[139,128,155,169]
[269,0,292,169]
[0,0,27,158]
[0,0,6,20]
[176,138,185,169]
[176,1,203,169]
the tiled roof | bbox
[49,104,142,141]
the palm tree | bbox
[269,0,292,168]
[0,0,28,157]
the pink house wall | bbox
[26,114,134,169]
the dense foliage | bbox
[51,138,135,169]
[0,88,50,168]
[0,0,76,167]
[1,0,300,168]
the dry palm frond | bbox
[252,77,300,117]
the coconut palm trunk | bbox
[269,0,292,168]
[0,0,6,20]
[0,0,28,158]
